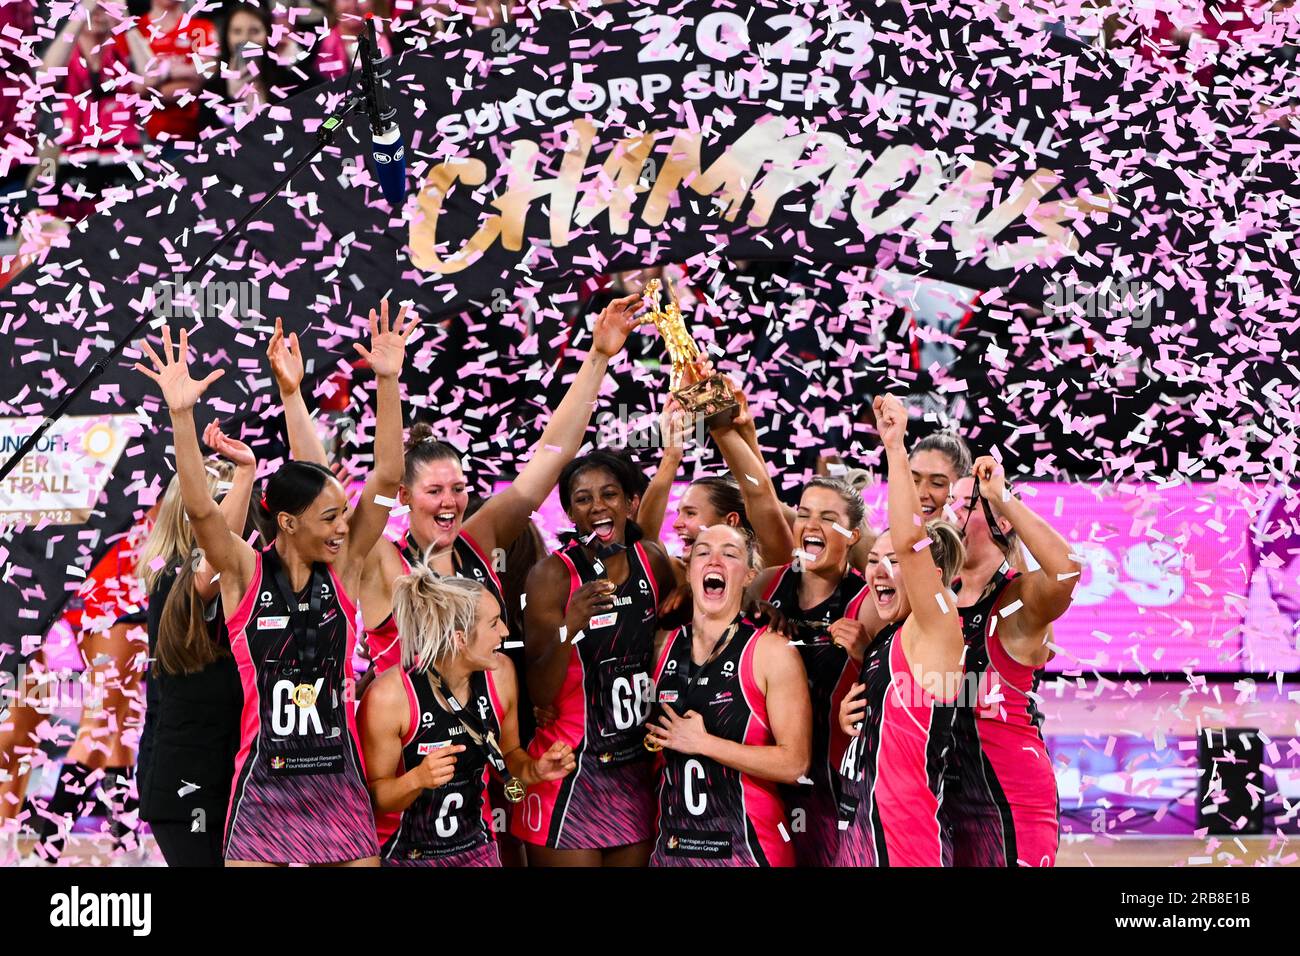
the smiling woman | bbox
[909,430,972,520]
[747,475,879,867]
[133,300,417,867]
[359,570,575,868]
[648,523,811,868]
[513,449,677,867]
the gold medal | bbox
[643,734,663,753]
[503,778,526,804]
[292,682,318,709]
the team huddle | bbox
[124,290,1077,868]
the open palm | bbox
[266,317,304,394]
[355,299,418,378]
[592,292,642,358]
[134,325,224,413]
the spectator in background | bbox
[35,0,151,220]
[0,0,36,197]
[129,0,219,147]
[314,0,391,79]
[197,1,320,131]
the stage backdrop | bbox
[1,0,1296,649]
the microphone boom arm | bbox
[0,91,367,486]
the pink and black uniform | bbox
[944,565,1058,866]
[224,547,378,864]
[378,666,506,867]
[511,534,660,850]
[761,564,870,866]
[835,622,958,867]
[365,530,505,675]
[649,616,794,868]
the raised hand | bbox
[532,741,576,782]
[266,317,305,395]
[134,325,225,413]
[355,300,419,379]
[873,394,908,450]
[328,459,355,489]
[712,374,757,445]
[202,420,255,468]
[591,292,642,358]
[659,397,690,453]
[972,455,1008,506]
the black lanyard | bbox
[401,533,463,578]
[679,618,740,707]
[268,552,325,678]
[399,533,421,568]
[424,665,523,801]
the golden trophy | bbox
[638,276,739,429]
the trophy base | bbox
[672,377,739,431]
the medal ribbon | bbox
[268,550,325,683]
[680,616,741,710]
[423,666,523,799]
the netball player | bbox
[267,294,642,680]
[910,430,972,519]
[647,522,811,867]
[835,394,966,867]
[138,425,257,867]
[134,303,415,866]
[512,450,676,865]
[748,474,880,867]
[941,456,1077,867]
[640,386,795,567]
[360,570,575,866]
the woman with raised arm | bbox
[512,450,676,866]
[747,473,879,868]
[834,395,967,867]
[941,456,1077,867]
[359,570,575,867]
[138,424,258,867]
[639,385,796,568]
[134,302,417,866]
[266,295,643,684]
[647,522,811,867]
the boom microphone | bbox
[359,15,407,205]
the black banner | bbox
[0,0,1295,640]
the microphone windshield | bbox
[371,124,407,206]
